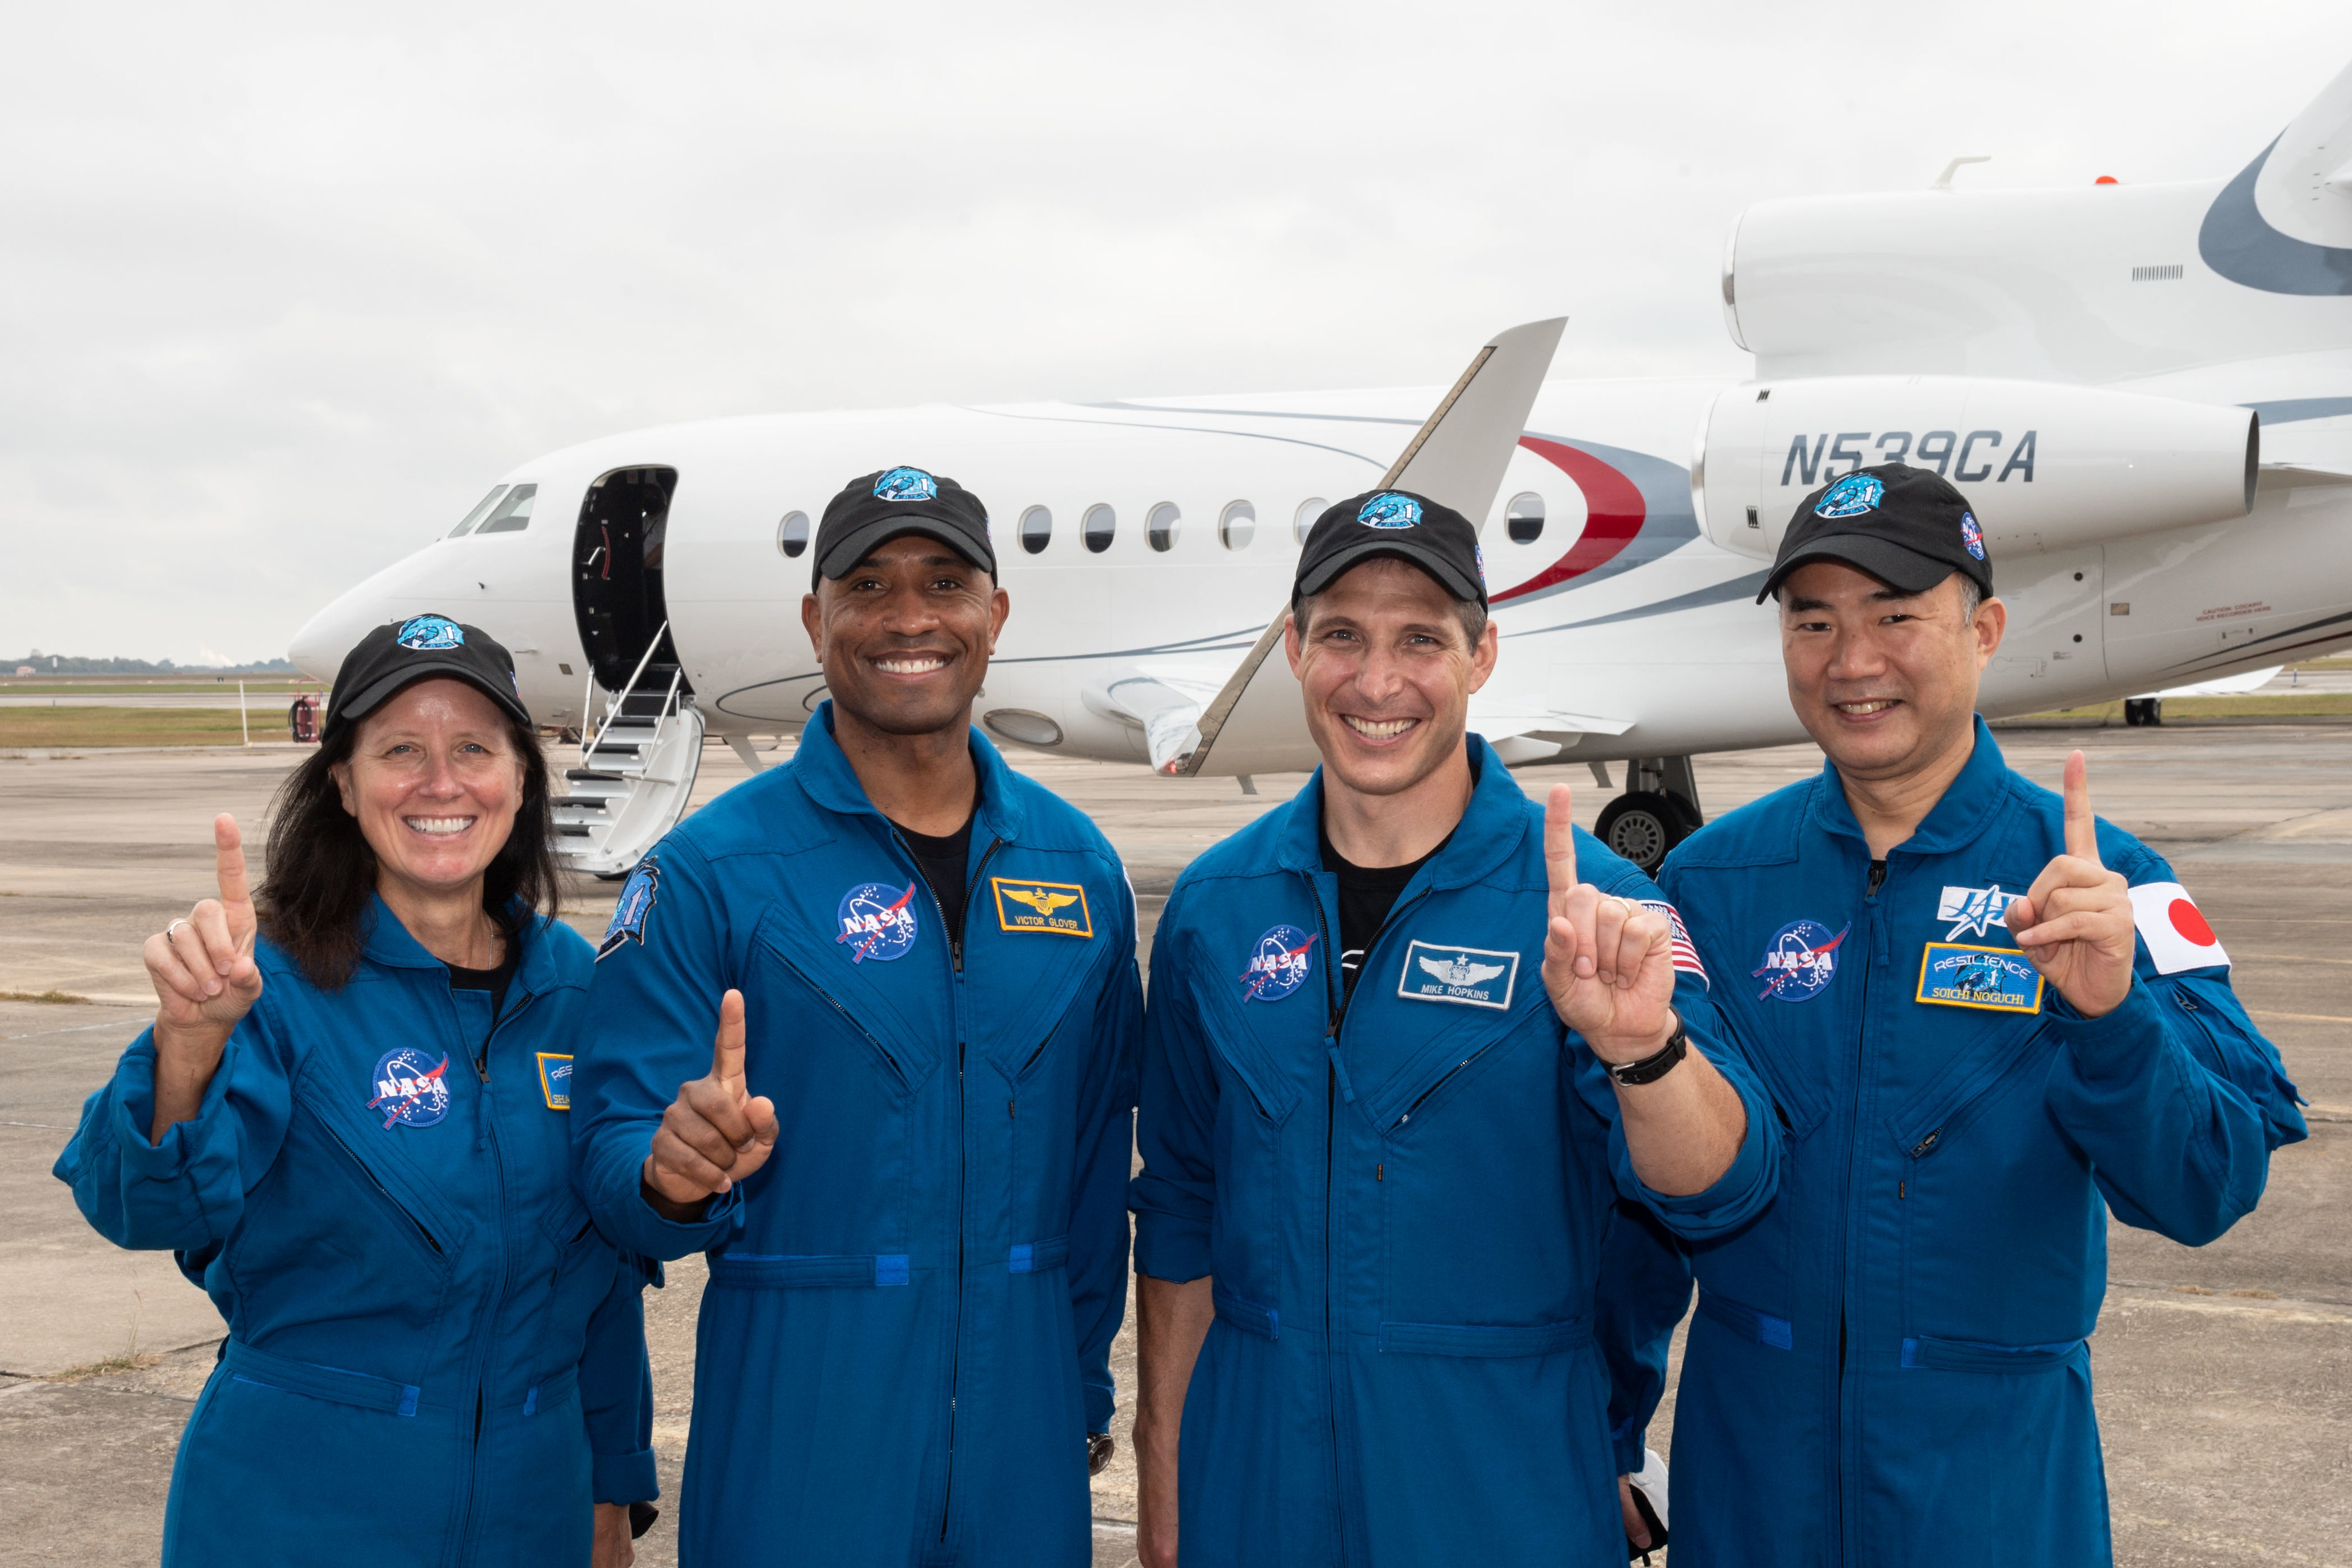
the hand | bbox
[145,814,264,1048]
[2004,751,2136,1019]
[642,989,779,1215]
[1619,1474,1653,1551]
[1540,785,1679,1062]
[591,1502,635,1567]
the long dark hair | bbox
[257,707,559,990]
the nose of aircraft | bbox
[287,584,381,684]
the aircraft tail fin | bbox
[1177,318,1566,779]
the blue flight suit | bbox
[1655,718,2308,1566]
[54,903,656,1568]
[1131,736,1782,1567]
[572,704,1142,1567]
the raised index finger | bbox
[2061,751,2100,866]
[213,814,253,910]
[709,988,747,1087]
[1544,784,1580,916]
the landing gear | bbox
[2123,698,2163,727]
[1595,757,1703,875]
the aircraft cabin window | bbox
[475,483,539,535]
[1507,491,1545,544]
[1219,501,1255,551]
[1084,504,1116,554]
[448,486,508,538]
[1020,506,1053,555]
[1294,497,1326,545]
[777,510,810,557]
[1148,502,1181,552]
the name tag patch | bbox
[1916,942,2044,1013]
[991,878,1093,937]
[536,1052,572,1111]
[1398,941,1519,1011]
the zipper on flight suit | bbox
[1829,858,1886,1567]
[893,828,1003,1547]
[452,982,536,1567]
[1301,867,1432,1564]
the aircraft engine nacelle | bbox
[1693,376,2257,561]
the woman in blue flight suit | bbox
[56,615,656,1568]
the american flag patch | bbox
[1639,900,1709,987]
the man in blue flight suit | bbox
[1129,489,1783,1567]
[1657,465,2308,1566]
[572,467,1143,1567]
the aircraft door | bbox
[1982,545,2105,710]
[572,466,686,692]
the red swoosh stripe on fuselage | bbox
[1489,436,1647,605]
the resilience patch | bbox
[1915,942,2044,1015]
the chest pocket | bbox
[1357,982,1550,1140]
[1189,942,1310,1126]
[753,904,937,1100]
[1885,1016,2100,1346]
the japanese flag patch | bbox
[2127,881,2230,974]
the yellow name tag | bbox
[536,1052,573,1110]
[990,878,1093,937]
[1915,943,2044,1014]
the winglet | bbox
[1176,317,1566,779]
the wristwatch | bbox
[1606,1012,1689,1087]
[1088,1431,1116,1475]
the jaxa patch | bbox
[837,881,920,963]
[1398,940,1519,1010]
[1754,919,1849,1002]
[368,1047,452,1130]
[395,614,464,651]
[597,859,661,961]
[1916,942,2044,1013]
[536,1053,572,1111]
[1936,882,2020,940]
[991,878,1093,937]
[872,466,939,502]
[1813,474,1883,518]
[1358,492,1422,529]
[1241,924,1317,1001]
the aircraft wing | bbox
[1175,316,1569,778]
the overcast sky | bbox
[5,1,2348,664]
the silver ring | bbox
[166,919,188,938]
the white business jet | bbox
[290,61,2352,876]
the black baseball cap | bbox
[1293,489,1487,611]
[322,614,532,744]
[813,466,996,583]
[1759,464,1995,603]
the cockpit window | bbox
[474,483,539,535]
[448,486,507,538]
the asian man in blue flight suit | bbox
[1656,465,2307,1566]
[1129,490,1783,1567]
[571,467,1143,1567]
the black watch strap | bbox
[1607,1013,1689,1087]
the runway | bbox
[2,723,2346,1566]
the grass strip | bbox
[0,707,278,747]
[2021,694,2352,721]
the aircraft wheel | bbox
[2123,698,2163,727]
[1593,791,1699,876]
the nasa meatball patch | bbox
[1397,940,1519,1010]
[1241,924,1317,1002]
[2127,881,2231,974]
[368,1047,453,1130]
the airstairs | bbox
[552,624,704,879]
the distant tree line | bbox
[5,653,301,675]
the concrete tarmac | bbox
[2,725,2346,1566]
